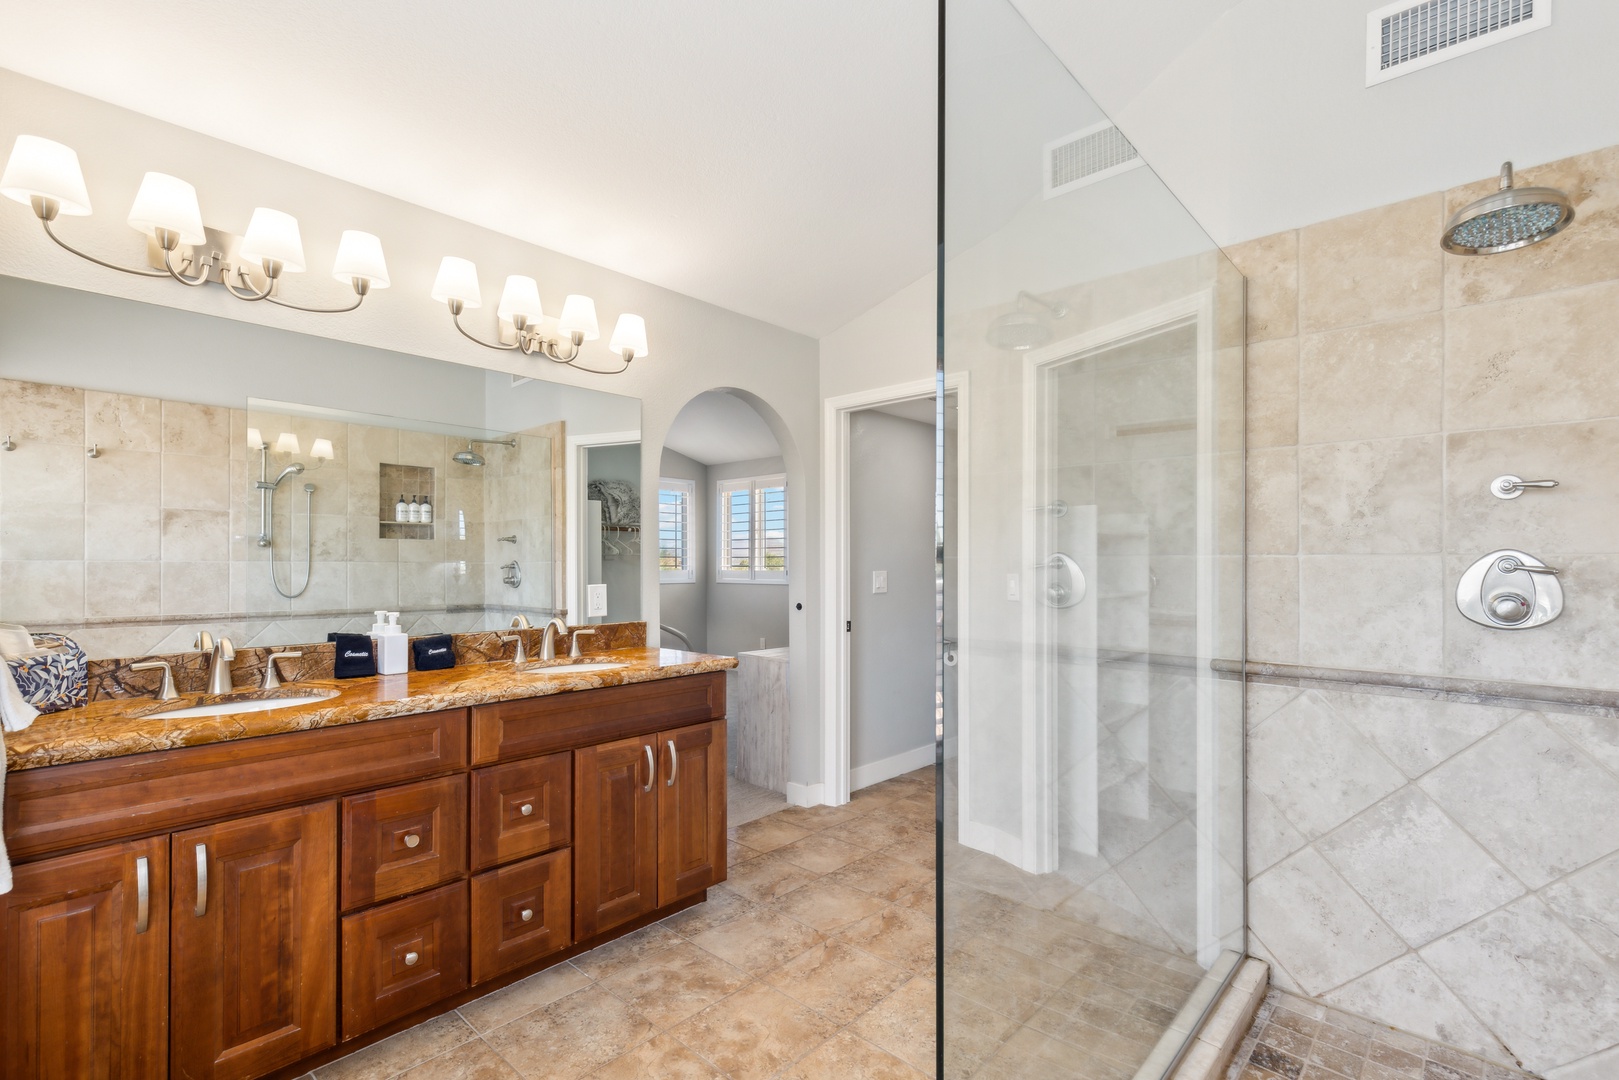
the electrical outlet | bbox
[586,583,608,617]
[1006,573,1020,601]
[872,570,888,594]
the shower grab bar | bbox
[659,624,694,651]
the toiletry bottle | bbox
[408,496,421,523]
[395,494,408,522]
[371,610,408,675]
[421,496,433,524]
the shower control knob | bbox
[1487,590,1532,624]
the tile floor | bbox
[1225,990,1537,1080]
[309,768,939,1079]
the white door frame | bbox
[819,373,968,807]
[565,429,641,623]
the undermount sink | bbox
[517,662,628,675]
[146,691,339,720]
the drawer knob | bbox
[520,908,534,923]
[404,833,421,849]
[519,803,534,817]
[403,951,420,967]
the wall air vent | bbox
[1367,0,1550,86]
[1043,121,1143,199]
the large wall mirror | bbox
[0,274,641,658]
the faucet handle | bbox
[132,660,180,701]
[569,627,598,659]
[498,633,528,665]
[263,650,303,690]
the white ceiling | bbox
[663,390,781,466]
[3,0,1618,337]
[0,0,936,338]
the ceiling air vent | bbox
[1044,121,1143,199]
[1367,0,1551,85]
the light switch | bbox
[872,570,888,594]
[1006,573,1020,601]
[586,583,608,617]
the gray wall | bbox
[657,448,709,652]
[0,277,491,427]
[706,455,790,657]
[848,411,935,770]
[585,443,642,622]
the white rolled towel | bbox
[0,623,45,894]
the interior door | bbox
[573,735,658,939]
[0,838,169,1080]
[171,802,337,1080]
[657,721,727,905]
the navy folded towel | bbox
[412,635,456,671]
[327,633,377,678]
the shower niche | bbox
[379,462,436,540]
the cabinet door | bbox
[0,838,168,1080]
[573,735,658,940]
[658,721,728,905]
[171,803,337,1080]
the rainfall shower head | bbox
[453,436,518,467]
[986,290,1069,351]
[1442,161,1574,255]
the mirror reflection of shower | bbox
[251,428,326,599]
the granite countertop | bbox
[4,647,738,772]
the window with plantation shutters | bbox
[716,474,787,583]
[658,479,695,583]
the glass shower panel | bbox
[940,1,1246,1076]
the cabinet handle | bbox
[135,856,150,935]
[666,740,678,787]
[642,744,655,792]
[404,833,421,849]
[519,803,534,817]
[404,951,419,967]
[194,844,208,918]
[520,908,534,923]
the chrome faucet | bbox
[539,616,570,661]
[195,632,237,695]
[262,650,303,690]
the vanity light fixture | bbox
[430,257,650,374]
[1,134,389,314]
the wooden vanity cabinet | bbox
[171,803,337,1080]
[573,719,727,939]
[0,837,170,1080]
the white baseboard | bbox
[958,818,1033,870]
[785,782,828,807]
[850,743,936,792]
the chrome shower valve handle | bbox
[1491,474,1559,500]
[1496,556,1561,576]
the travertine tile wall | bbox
[1231,143,1619,690]
[1230,145,1619,1078]
[0,379,558,658]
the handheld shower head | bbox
[272,462,306,487]
[1442,161,1574,255]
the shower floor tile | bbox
[1224,990,1537,1080]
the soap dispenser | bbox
[371,610,408,675]
[395,494,408,523]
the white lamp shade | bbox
[274,432,301,455]
[608,313,649,359]
[431,256,481,308]
[239,207,306,272]
[127,172,205,245]
[310,437,335,460]
[246,426,263,448]
[332,230,389,288]
[1,135,92,215]
[557,294,600,341]
[496,275,544,324]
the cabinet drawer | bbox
[472,753,571,870]
[471,672,725,764]
[342,775,468,911]
[341,882,469,1040]
[470,849,572,984]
